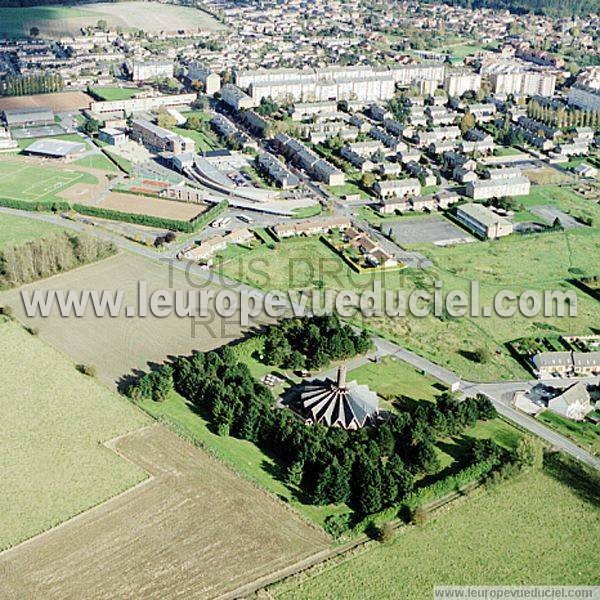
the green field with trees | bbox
[273,454,599,599]
[220,228,600,382]
[0,231,116,289]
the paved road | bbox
[2,206,598,471]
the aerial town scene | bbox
[0,0,598,597]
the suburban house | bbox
[547,381,593,421]
[374,178,421,201]
[273,216,351,238]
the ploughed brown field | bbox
[99,191,207,221]
[0,425,329,598]
[0,91,92,112]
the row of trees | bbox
[1,73,64,97]
[0,233,115,289]
[262,315,372,371]
[527,100,600,130]
[129,318,503,518]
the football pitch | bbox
[0,160,96,203]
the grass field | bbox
[88,86,145,102]
[349,356,443,402]
[0,2,224,37]
[73,153,118,173]
[0,425,329,597]
[0,319,149,550]
[0,212,64,249]
[537,410,600,456]
[220,226,600,381]
[168,125,220,152]
[0,158,98,203]
[273,460,599,599]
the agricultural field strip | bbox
[0,425,329,599]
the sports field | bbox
[0,319,149,550]
[88,86,145,102]
[0,91,92,112]
[98,191,207,221]
[273,459,599,599]
[0,2,224,37]
[0,159,98,203]
[0,211,64,249]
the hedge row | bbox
[72,199,229,233]
[401,458,497,511]
[0,197,69,212]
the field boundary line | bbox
[0,424,157,557]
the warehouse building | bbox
[23,138,86,159]
[2,106,54,128]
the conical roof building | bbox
[300,365,379,430]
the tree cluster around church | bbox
[129,316,513,519]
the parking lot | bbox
[383,215,475,246]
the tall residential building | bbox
[443,71,482,97]
[131,60,174,82]
[567,67,600,111]
[187,62,221,95]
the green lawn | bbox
[329,182,369,200]
[168,126,220,152]
[291,204,323,218]
[0,212,65,249]
[73,152,118,172]
[494,146,523,157]
[0,5,99,36]
[0,159,98,203]
[349,356,443,402]
[537,410,600,456]
[273,459,599,599]
[89,86,145,101]
[0,320,148,550]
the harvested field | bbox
[0,3,224,38]
[0,252,266,387]
[0,425,329,599]
[0,91,92,112]
[99,191,206,221]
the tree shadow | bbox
[543,451,600,508]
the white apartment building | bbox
[234,66,396,103]
[456,203,514,239]
[221,84,256,110]
[466,175,530,200]
[131,60,174,82]
[187,62,221,95]
[444,71,482,97]
[373,178,421,200]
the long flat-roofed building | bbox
[23,138,86,158]
[235,65,396,103]
[89,94,197,115]
[2,106,54,127]
[455,203,513,239]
